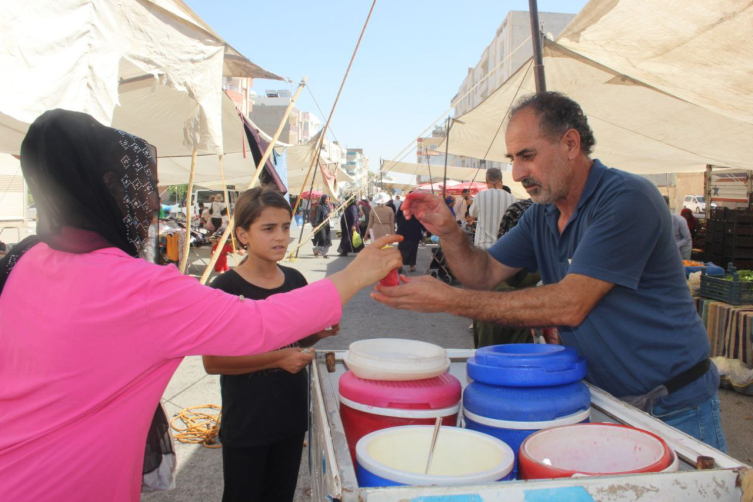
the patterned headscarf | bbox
[0,109,159,295]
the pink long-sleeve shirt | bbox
[0,244,342,501]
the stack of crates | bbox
[704,207,753,269]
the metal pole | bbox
[705,164,713,220]
[528,0,547,94]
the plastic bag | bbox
[351,230,363,248]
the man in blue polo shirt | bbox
[372,92,726,451]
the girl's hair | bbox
[234,187,292,239]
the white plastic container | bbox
[356,425,514,487]
[344,339,450,381]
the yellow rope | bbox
[170,405,222,448]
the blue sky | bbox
[185,0,588,169]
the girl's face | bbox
[238,206,291,262]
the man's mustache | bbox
[521,178,540,189]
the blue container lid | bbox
[467,344,586,387]
[463,380,591,421]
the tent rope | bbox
[381,36,532,174]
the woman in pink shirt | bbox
[0,110,402,501]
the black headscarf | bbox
[317,194,330,219]
[0,109,159,295]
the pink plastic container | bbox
[339,371,461,465]
[519,423,676,479]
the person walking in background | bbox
[211,194,225,232]
[680,207,698,249]
[358,197,371,237]
[211,233,234,273]
[300,196,310,223]
[203,187,340,502]
[455,189,471,225]
[386,197,397,214]
[338,197,363,256]
[367,192,395,241]
[396,195,425,272]
[666,196,692,259]
[469,168,517,248]
[312,194,332,258]
[394,195,403,213]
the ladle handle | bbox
[424,417,442,474]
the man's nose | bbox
[511,160,527,182]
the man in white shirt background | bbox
[469,168,517,248]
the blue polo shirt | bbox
[488,160,717,410]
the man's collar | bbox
[578,159,607,210]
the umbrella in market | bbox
[300,190,324,200]
[415,180,461,194]
[445,181,488,196]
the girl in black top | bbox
[203,187,339,502]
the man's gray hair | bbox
[485,167,502,183]
[510,92,596,155]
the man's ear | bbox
[562,129,581,160]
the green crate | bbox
[700,272,753,305]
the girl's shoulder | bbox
[208,269,243,293]
[278,265,308,287]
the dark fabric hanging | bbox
[238,113,287,193]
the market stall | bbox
[310,350,751,501]
[694,299,753,367]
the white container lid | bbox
[344,338,450,381]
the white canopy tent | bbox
[437,0,753,175]
[0,0,281,160]
[382,160,529,199]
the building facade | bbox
[449,10,575,169]
[223,77,255,116]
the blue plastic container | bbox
[464,344,591,478]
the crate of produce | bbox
[700,267,753,305]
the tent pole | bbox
[528,0,547,94]
[179,149,198,274]
[218,154,239,266]
[705,164,713,220]
[293,159,320,259]
[442,117,451,198]
[199,77,307,285]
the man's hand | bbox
[278,348,315,374]
[371,274,454,313]
[402,192,459,237]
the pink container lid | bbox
[339,370,461,410]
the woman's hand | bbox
[327,235,403,305]
[402,192,458,237]
[278,348,315,374]
[348,234,403,287]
